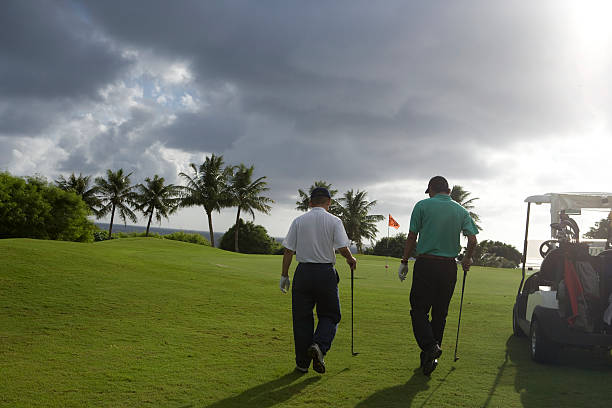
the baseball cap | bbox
[310,187,331,199]
[425,176,449,194]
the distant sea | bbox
[95,223,283,248]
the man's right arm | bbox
[461,234,478,272]
[338,247,357,270]
[282,248,294,277]
[334,218,356,269]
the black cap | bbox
[310,187,331,199]
[425,176,450,194]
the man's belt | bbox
[417,254,456,261]
[299,262,333,266]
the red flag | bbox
[389,214,400,229]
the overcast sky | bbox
[2,1,612,250]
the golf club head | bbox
[352,352,359,356]
[454,357,459,362]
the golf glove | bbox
[280,276,290,293]
[398,263,408,282]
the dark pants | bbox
[291,263,341,368]
[410,258,457,351]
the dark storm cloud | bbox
[0,1,129,100]
[157,111,246,153]
[0,100,61,136]
[224,129,492,209]
[81,0,584,149]
[1,0,598,216]
[57,145,99,175]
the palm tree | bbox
[178,154,231,247]
[296,180,342,216]
[94,169,138,238]
[55,173,101,216]
[228,164,274,252]
[134,175,181,236]
[450,185,482,231]
[337,189,384,254]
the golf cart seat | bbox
[534,247,563,289]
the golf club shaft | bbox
[351,267,354,355]
[454,270,467,361]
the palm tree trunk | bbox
[108,204,116,240]
[146,208,153,237]
[234,207,241,253]
[207,211,215,247]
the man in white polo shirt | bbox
[280,187,357,374]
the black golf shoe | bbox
[308,343,326,374]
[422,344,442,376]
[295,365,308,374]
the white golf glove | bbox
[398,263,409,282]
[280,276,290,293]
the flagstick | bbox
[385,215,390,270]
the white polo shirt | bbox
[282,207,351,264]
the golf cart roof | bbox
[524,192,612,225]
[525,192,612,208]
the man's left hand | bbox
[398,263,409,282]
[280,276,290,293]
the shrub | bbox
[370,233,416,258]
[0,172,94,242]
[272,240,285,255]
[220,220,276,254]
[93,229,162,241]
[459,239,522,268]
[128,232,161,238]
[93,230,109,241]
[163,231,210,246]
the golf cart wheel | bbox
[529,317,559,363]
[513,304,525,337]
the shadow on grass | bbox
[204,370,321,408]
[355,367,435,407]
[483,335,612,408]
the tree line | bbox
[51,158,393,253]
[53,154,273,251]
[2,157,493,257]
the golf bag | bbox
[557,254,600,333]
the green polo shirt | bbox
[409,193,479,258]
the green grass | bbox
[1,238,611,407]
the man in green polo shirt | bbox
[399,176,478,376]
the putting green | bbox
[1,238,611,407]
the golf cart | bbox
[513,193,612,363]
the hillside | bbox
[1,238,611,407]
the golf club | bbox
[351,265,359,356]
[453,268,468,362]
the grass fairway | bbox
[2,238,612,407]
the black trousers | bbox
[409,258,457,351]
[291,263,341,368]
